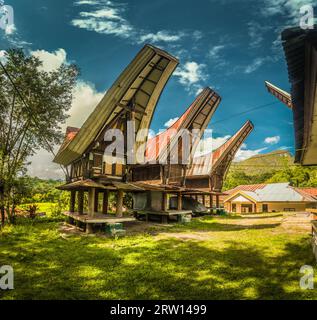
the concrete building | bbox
[224,183,317,214]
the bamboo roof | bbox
[265,81,293,109]
[54,45,179,166]
[144,87,221,163]
[187,120,254,177]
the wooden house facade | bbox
[54,44,254,231]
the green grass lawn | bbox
[0,212,316,300]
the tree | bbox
[0,49,78,225]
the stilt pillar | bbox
[88,188,97,217]
[216,194,220,208]
[103,190,109,215]
[202,195,206,207]
[210,194,213,209]
[162,193,168,212]
[94,190,99,213]
[70,191,76,213]
[116,190,124,217]
[86,224,93,234]
[177,192,182,210]
[78,190,84,215]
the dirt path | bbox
[159,212,313,241]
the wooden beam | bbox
[202,194,206,207]
[78,191,84,215]
[116,190,124,217]
[117,103,147,116]
[103,190,109,214]
[70,191,76,213]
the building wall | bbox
[225,201,309,213]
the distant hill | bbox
[230,150,294,175]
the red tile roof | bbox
[226,184,267,194]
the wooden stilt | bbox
[70,191,76,213]
[94,190,99,213]
[103,190,109,214]
[88,188,96,217]
[78,191,84,215]
[116,190,124,217]
[202,195,206,207]
[162,193,168,212]
[86,224,93,234]
[210,194,213,209]
[177,192,182,210]
[216,195,220,208]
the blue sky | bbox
[1,0,315,179]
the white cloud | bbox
[247,22,272,48]
[194,134,268,161]
[28,80,105,179]
[234,145,267,161]
[262,0,315,23]
[71,1,185,44]
[244,57,268,74]
[192,30,203,41]
[195,134,231,157]
[75,0,100,4]
[195,87,204,96]
[27,148,64,180]
[208,45,225,59]
[139,31,184,44]
[72,18,134,38]
[68,81,105,128]
[31,49,67,72]
[80,8,125,20]
[164,117,179,128]
[27,49,105,179]
[174,61,207,92]
[264,135,280,145]
[4,23,16,35]
[0,50,6,63]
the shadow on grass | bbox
[172,219,281,232]
[0,220,315,300]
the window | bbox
[232,203,236,213]
[262,204,268,212]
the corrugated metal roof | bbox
[226,183,317,202]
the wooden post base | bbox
[86,224,94,234]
